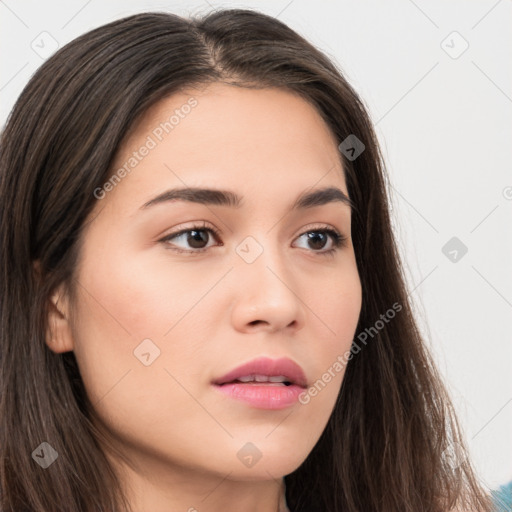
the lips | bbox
[213,356,308,388]
[212,357,308,410]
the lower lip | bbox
[213,382,305,410]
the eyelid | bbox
[158,220,220,240]
[293,222,345,240]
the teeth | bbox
[236,375,289,383]
[238,375,255,383]
[268,375,288,383]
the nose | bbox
[230,244,305,334]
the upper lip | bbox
[212,356,308,388]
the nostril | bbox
[248,320,267,327]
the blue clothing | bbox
[491,481,512,511]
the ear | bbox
[46,285,75,354]
[33,260,75,354]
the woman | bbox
[0,9,493,512]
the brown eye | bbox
[293,228,346,254]
[186,230,210,249]
[160,225,222,254]
[305,231,329,250]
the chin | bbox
[220,443,311,481]
[226,458,305,481]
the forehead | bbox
[129,82,339,150]
[103,83,347,213]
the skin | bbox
[46,83,362,512]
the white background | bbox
[1,0,511,490]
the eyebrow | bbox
[140,185,354,211]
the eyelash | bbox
[158,221,347,257]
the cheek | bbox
[75,245,211,341]
[70,241,226,418]
[69,249,177,400]
[301,265,362,396]
[70,251,213,460]
[311,262,362,351]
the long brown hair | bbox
[0,9,492,512]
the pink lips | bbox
[212,356,307,410]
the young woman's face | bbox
[52,83,362,482]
